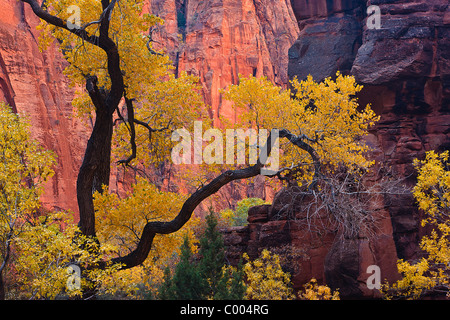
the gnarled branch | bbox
[21,0,100,45]
[117,97,137,166]
[108,130,279,269]
[278,128,321,190]
[145,26,164,56]
[106,128,322,270]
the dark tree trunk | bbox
[22,0,123,240]
[76,88,113,237]
[0,232,11,300]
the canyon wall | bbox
[287,0,450,261]
[149,0,300,124]
[352,0,450,262]
[224,0,449,297]
[0,0,89,215]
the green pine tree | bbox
[159,236,207,300]
[214,260,246,300]
[198,212,246,300]
[158,213,246,300]
[198,212,225,296]
[157,267,175,300]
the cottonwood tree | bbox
[21,0,380,297]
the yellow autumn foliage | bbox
[0,103,56,220]
[243,249,295,300]
[0,103,57,298]
[0,105,119,299]
[93,179,201,297]
[222,73,379,184]
[300,278,340,300]
[14,212,121,299]
[382,150,450,299]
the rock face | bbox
[150,0,300,124]
[274,0,449,296]
[223,202,337,294]
[288,0,365,82]
[222,0,449,298]
[0,0,89,215]
[224,183,400,298]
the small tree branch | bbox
[21,0,100,46]
[134,119,172,146]
[278,128,321,190]
[145,26,164,56]
[117,97,137,165]
[99,0,118,43]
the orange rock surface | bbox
[0,0,89,216]
[149,0,299,125]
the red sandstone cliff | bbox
[287,0,449,262]
[266,0,449,296]
[149,0,300,124]
[0,0,89,215]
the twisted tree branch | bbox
[21,0,100,45]
[108,130,279,269]
[107,128,322,270]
